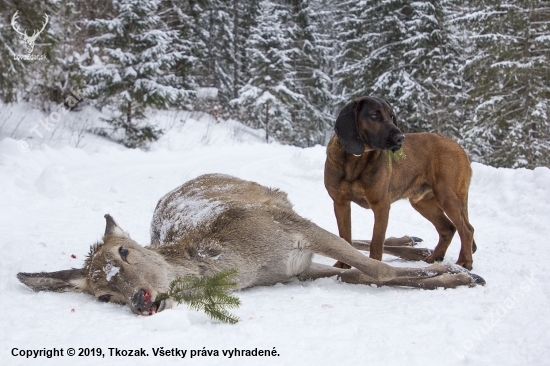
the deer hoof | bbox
[333,261,351,269]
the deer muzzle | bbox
[131,289,166,316]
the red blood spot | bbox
[71,254,76,259]
[143,291,152,304]
[71,309,75,313]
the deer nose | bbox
[131,289,151,313]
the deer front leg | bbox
[350,240,433,261]
[353,236,422,247]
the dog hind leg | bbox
[434,192,475,270]
[410,192,456,263]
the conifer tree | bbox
[0,6,25,103]
[83,0,189,147]
[333,1,407,112]
[38,0,86,108]
[288,0,333,146]
[465,0,550,168]
[233,0,299,143]
[334,1,466,138]
[158,0,199,92]
[0,0,57,105]
[397,0,464,137]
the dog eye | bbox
[98,294,111,303]
[370,114,379,120]
[119,246,129,262]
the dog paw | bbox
[423,253,445,264]
[333,261,351,269]
[456,260,473,271]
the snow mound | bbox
[35,165,72,198]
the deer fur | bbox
[17,174,485,316]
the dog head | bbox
[335,97,405,155]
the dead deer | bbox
[17,174,485,316]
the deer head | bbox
[17,215,174,315]
[11,11,49,54]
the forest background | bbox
[1,0,549,168]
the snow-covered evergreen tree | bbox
[38,0,86,109]
[84,0,189,147]
[465,0,550,168]
[0,4,25,103]
[1,0,57,106]
[398,0,464,137]
[333,1,408,113]
[232,0,300,143]
[287,0,333,146]
[334,1,468,138]
[159,0,200,93]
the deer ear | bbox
[104,214,130,238]
[335,100,365,155]
[17,268,90,294]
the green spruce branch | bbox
[385,148,407,168]
[156,268,241,324]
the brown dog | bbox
[324,96,477,270]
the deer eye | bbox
[98,294,111,303]
[119,246,129,262]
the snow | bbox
[152,184,226,243]
[1,108,550,365]
[104,262,120,282]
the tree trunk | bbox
[127,100,132,127]
[265,101,269,143]
[233,0,239,99]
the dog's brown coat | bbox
[325,97,476,269]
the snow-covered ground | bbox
[1,105,549,365]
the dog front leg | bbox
[333,201,352,269]
[369,200,390,261]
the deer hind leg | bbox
[304,223,484,288]
[300,261,484,289]
[410,192,456,263]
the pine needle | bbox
[385,148,407,167]
[156,268,241,324]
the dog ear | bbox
[335,100,365,155]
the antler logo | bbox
[11,11,49,54]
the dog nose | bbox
[393,133,405,146]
